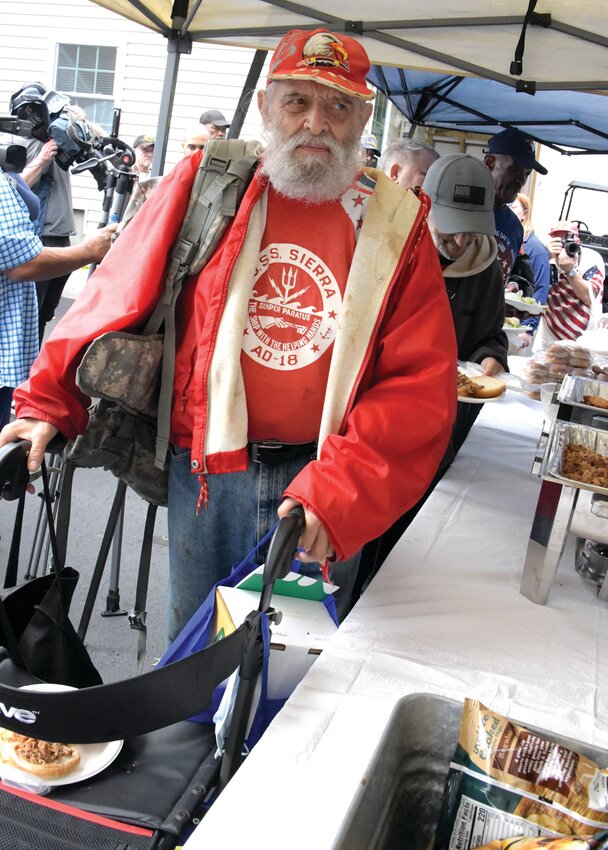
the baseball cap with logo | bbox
[486,127,548,175]
[199,109,230,128]
[267,28,374,101]
[133,135,155,149]
[422,154,496,235]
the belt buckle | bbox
[250,441,284,464]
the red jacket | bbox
[15,152,457,560]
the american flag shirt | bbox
[544,247,605,341]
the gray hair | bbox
[378,137,439,172]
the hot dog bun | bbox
[467,375,506,399]
[3,733,80,779]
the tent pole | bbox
[151,5,192,176]
[228,49,268,140]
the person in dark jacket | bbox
[356,154,507,596]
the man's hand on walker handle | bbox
[0,418,58,473]
[278,497,336,568]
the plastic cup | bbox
[539,382,558,419]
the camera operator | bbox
[9,83,93,343]
[532,220,606,352]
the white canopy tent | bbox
[89,0,608,169]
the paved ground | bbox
[0,295,170,683]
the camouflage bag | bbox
[64,399,168,506]
[62,139,260,506]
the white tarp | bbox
[91,0,608,91]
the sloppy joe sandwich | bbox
[457,371,505,399]
[0,727,80,779]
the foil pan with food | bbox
[558,376,608,412]
[543,422,608,494]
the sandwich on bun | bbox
[1,728,80,779]
[457,371,505,399]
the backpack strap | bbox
[147,138,260,469]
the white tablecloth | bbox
[185,393,608,849]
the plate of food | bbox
[504,292,544,315]
[502,320,532,334]
[457,370,506,404]
[0,684,123,787]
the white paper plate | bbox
[5,684,124,788]
[457,392,505,404]
[504,294,544,315]
[502,325,532,334]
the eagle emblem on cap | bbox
[298,32,349,71]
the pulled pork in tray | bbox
[562,443,608,488]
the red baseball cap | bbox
[549,220,580,239]
[267,28,374,101]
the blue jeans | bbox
[167,447,360,643]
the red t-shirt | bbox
[241,175,374,443]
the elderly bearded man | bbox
[1,28,457,641]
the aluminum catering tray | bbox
[540,419,608,496]
[331,694,608,850]
[558,374,608,412]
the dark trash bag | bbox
[0,441,102,688]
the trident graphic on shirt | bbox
[267,267,310,306]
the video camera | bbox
[9,82,100,172]
[0,114,36,173]
[7,83,136,192]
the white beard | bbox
[261,123,362,204]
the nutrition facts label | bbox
[449,796,555,849]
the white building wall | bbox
[2,0,605,250]
[0,0,268,236]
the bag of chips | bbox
[477,836,608,849]
[433,700,608,849]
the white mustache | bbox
[284,130,343,156]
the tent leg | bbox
[228,49,268,140]
[152,30,192,176]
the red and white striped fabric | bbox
[544,247,605,341]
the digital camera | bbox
[563,238,581,258]
[9,82,96,171]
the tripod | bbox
[13,110,157,661]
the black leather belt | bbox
[248,440,317,465]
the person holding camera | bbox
[22,131,76,344]
[9,83,90,344]
[532,220,605,352]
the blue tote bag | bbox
[157,525,338,748]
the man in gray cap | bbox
[423,153,507,382]
[357,153,507,590]
[199,109,230,139]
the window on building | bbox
[55,44,117,131]
[371,89,388,146]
